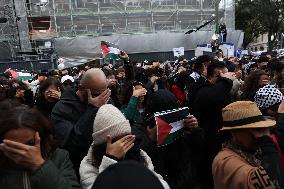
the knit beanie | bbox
[145,89,178,117]
[92,104,131,145]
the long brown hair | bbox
[0,101,56,166]
[241,70,269,97]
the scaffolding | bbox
[0,0,20,58]
[0,0,235,61]
[50,0,219,36]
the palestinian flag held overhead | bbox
[101,41,121,60]
[4,68,32,81]
[17,71,32,80]
[155,107,189,147]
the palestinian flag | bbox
[17,71,32,80]
[5,69,32,80]
[101,41,121,60]
[155,107,189,147]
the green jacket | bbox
[0,148,80,189]
[121,96,140,123]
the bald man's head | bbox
[78,68,108,102]
[80,68,106,87]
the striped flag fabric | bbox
[5,69,32,81]
[17,72,32,80]
[155,107,189,147]
[100,41,121,60]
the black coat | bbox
[186,76,206,113]
[51,88,98,174]
[0,149,80,189]
[145,128,207,189]
[193,77,233,132]
[193,77,233,188]
[35,97,58,119]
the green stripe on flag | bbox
[16,72,32,81]
[106,53,120,60]
[160,127,186,146]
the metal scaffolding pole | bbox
[49,0,219,35]
[215,0,221,33]
[98,1,102,33]
[124,0,128,32]
[52,0,58,32]
[175,0,178,30]
[69,0,75,36]
[13,0,31,51]
[150,1,154,32]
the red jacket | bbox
[171,84,186,108]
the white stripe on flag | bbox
[18,72,31,77]
[109,47,120,54]
[169,120,184,133]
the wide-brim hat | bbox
[220,101,276,131]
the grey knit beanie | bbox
[92,104,131,145]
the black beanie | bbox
[144,89,178,117]
[92,161,164,189]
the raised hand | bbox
[0,132,45,172]
[150,76,158,83]
[220,72,237,81]
[132,87,147,98]
[106,135,135,159]
[184,115,198,129]
[119,51,129,61]
[47,90,61,100]
[87,89,111,107]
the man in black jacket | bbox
[51,68,111,174]
[187,55,212,113]
[193,61,236,188]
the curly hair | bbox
[241,70,269,100]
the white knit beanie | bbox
[92,104,131,145]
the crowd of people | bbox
[0,50,284,189]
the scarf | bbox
[223,140,262,167]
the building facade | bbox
[248,33,268,52]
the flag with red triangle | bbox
[101,41,121,60]
[155,107,189,147]
[4,68,32,81]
